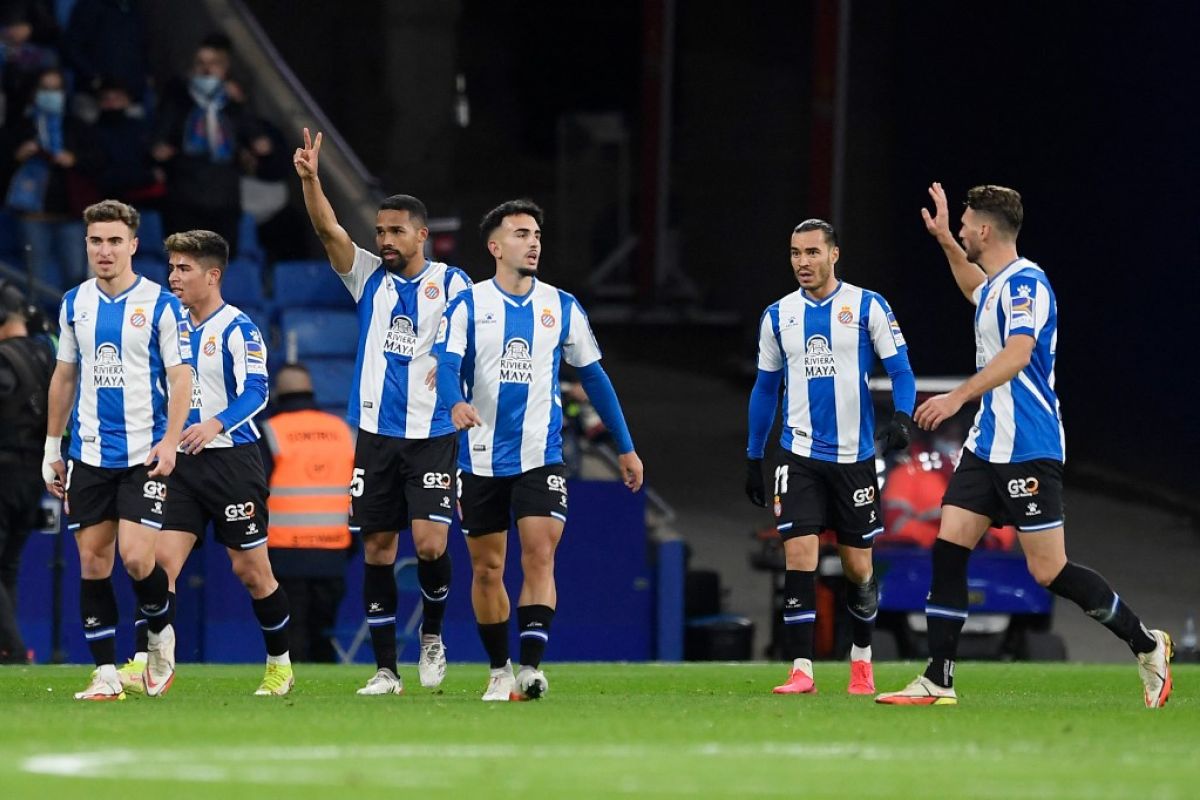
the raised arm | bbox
[922,182,986,302]
[294,127,355,274]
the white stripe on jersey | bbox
[185,303,268,448]
[341,246,471,438]
[56,276,185,468]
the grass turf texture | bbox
[1,662,1197,799]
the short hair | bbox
[480,199,544,241]
[164,229,230,276]
[83,199,140,233]
[378,194,428,226]
[793,218,838,248]
[199,32,232,54]
[966,185,1023,237]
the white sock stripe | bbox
[419,588,448,602]
[847,607,877,622]
[1097,593,1120,623]
[520,630,550,641]
[84,627,116,640]
[261,615,290,632]
[783,611,816,624]
[925,605,969,620]
[366,616,396,626]
[140,600,170,618]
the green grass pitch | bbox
[2,662,1197,799]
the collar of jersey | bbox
[96,275,143,303]
[801,280,843,307]
[986,257,1027,286]
[493,278,537,307]
[187,302,228,332]
[388,260,434,285]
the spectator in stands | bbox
[78,77,163,204]
[61,0,149,102]
[4,66,92,285]
[259,363,355,663]
[152,33,270,255]
[0,7,58,130]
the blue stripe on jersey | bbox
[856,292,875,461]
[770,304,793,453]
[149,291,171,443]
[803,301,837,459]
[378,277,419,436]
[545,291,573,464]
[65,288,81,453]
[96,296,128,464]
[456,294,478,471]
[347,269,386,424]
[493,295,534,475]
[220,323,243,443]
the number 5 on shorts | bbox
[350,467,365,498]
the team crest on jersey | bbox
[837,306,854,325]
[385,315,418,357]
[886,311,906,346]
[93,343,125,387]
[190,366,202,408]
[803,335,836,378]
[129,307,147,328]
[203,337,217,356]
[540,308,556,328]
[424,282,440,300]
[499,337,533,384]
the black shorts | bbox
[773,452,882,548]
[162,444,270,550]
[349,430,457,535]
[64,460,166,532]
[458,464,568,536]
[943,449,1064,532]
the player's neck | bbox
[803,277,839,301]
[188,292,223,324]
[95,267,137,298]
[494,266,534,296]
[396,254,427,279]
[979,245,1020,276]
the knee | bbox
[1026,557,1064,588]
[842,557,873,585]
[521,544,555,576]
[78,550,111,578]
[363,534,397,565]
[472,558,504,589]
[232,559,272,595]
[415,542,444,562]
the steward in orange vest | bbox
[258,364,354,662]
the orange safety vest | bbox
[261,409,354,550]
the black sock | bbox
[781,570,816,661]
[252,586,291,657]
[80,577,118,667]
[1047,562,1156,654]
[517,604,554,668]
[135,614,148,654]
[417,551,451,637]
[923,539,972,688]
[363,563,398,671]
[847,574,879,650]
[477,620,510,669]
[131,565,171,634]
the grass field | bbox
[2,661,1197,799]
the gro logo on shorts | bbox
[546,475,567,494]
[423,472,452,490]
[852,486,876,507]
[224,501,256,522]
[142,480,166,501]
[1007,477,1040,498]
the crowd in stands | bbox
[0,0,299,289]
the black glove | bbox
[745,458,767,507]
[878,411,913,454]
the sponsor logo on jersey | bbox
[435,316,448,344]
[244,336,267,375]
[803,334,837,378]
[481,311,497,325]
[546,474,567,494]
[887,311,907,346]
[540,308,556,328]
[422,471,452,490]
[499,337,533,384]
[130,307,147,328]
[385,315,418,357]
[224,501,255,522]
[780,314,799,331]
[1006,477,1039,498]
[1010,286,1034,328]
[93,343,125,387]
[838,306,854,325]
[190,366,202,408]
[178,321,193,359]
[852,486,876,507]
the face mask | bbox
[190,74,222,97]
[34,89,64,115]
[98,109,128,124]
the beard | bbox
[517,266,538,278]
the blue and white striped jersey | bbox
[757,281,909,463]
[340,246,472,438]
[439,279,602,477]
[965,258,1064,463]
[182,303,269,448]
[56,276,186,468]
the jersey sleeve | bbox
[970,281,986,307]
[155,293,186,368]
[55,297,77,363]
[756,307,783,372]
[1002,275,1044,339]
[444,266,473,301]
[867,294,906,360]
[214,321,269,433]
[562,298,602,368]
[338,245,384,303]
[437,293,471,358]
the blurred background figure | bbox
[259,362,354,663]
[61,0,149,107]
[0,280,53,663]
[0,6,58,131]
[78,76,162,205]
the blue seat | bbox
[138,210,165,250]
[0,210,21,259]
[272,260,354,309]
[236,305,273,343]
[133,256,168,285]
[222,257,264,307]
[278,308,358,359]
[236,212,265,265]
[306,357,356,409]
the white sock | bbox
[791,657,813,676]
[851,644,872,662]
[267,652,291,667]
